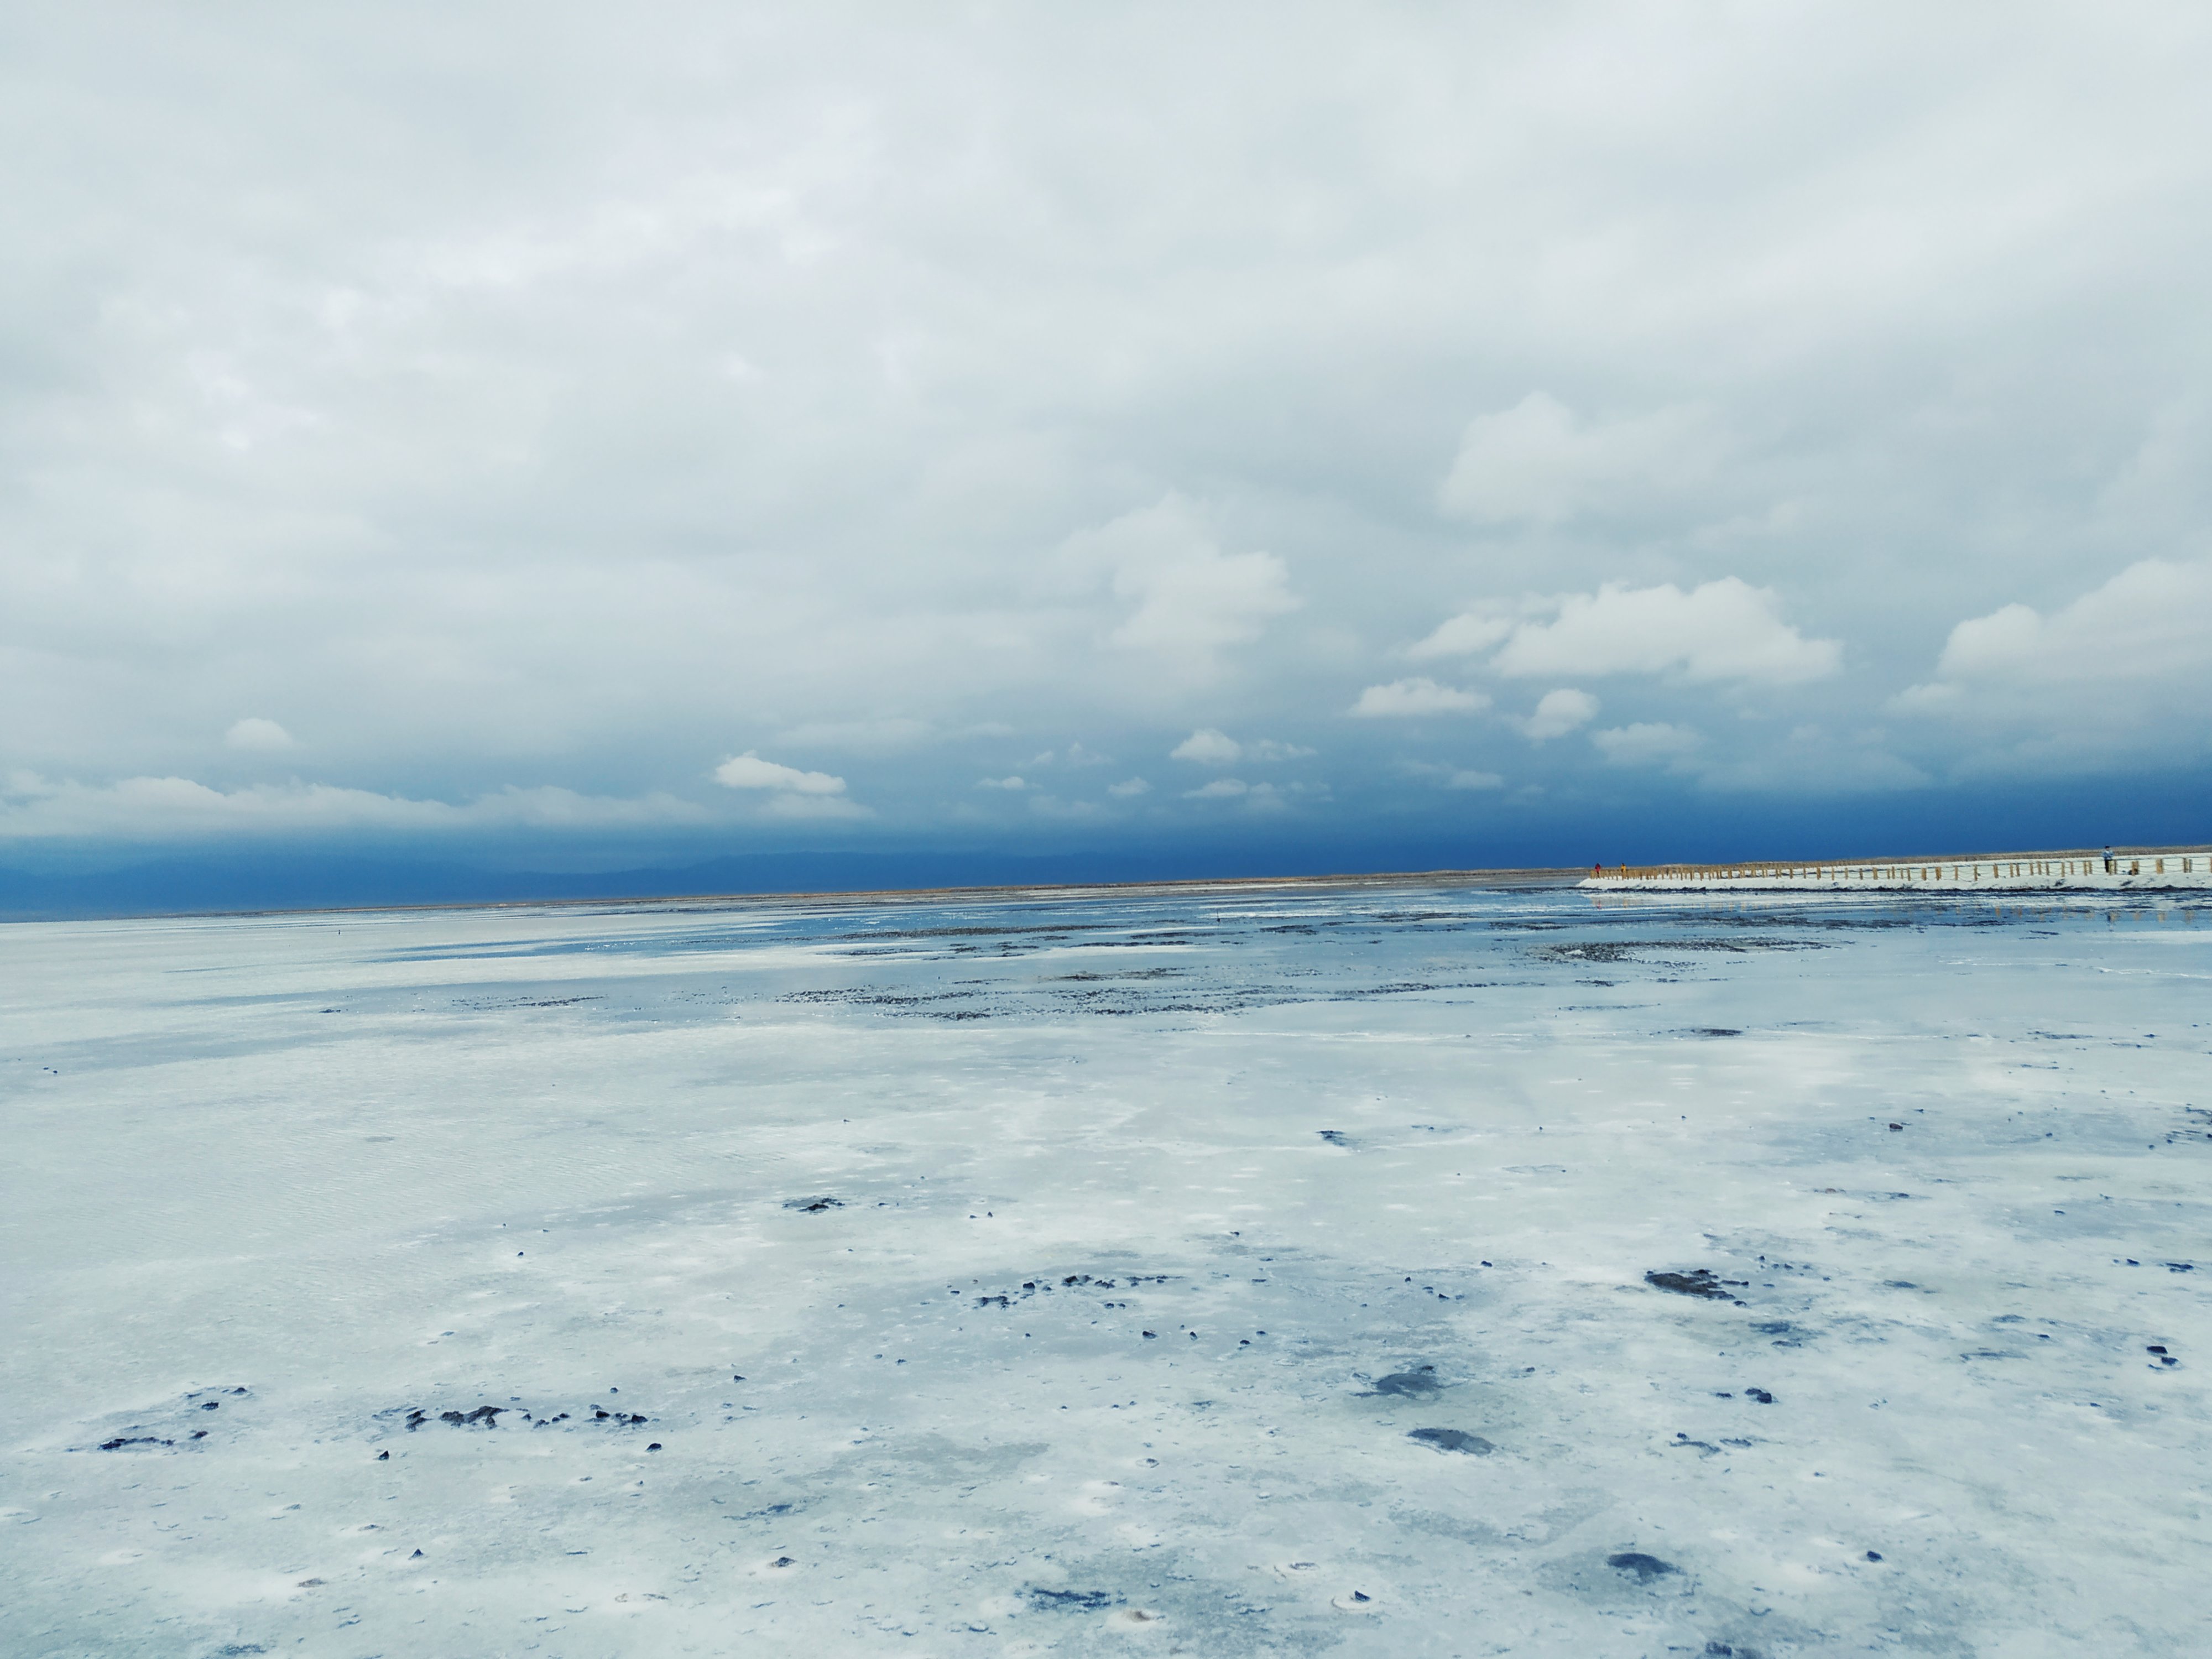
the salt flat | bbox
[2,883,2207,1658]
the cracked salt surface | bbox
[2,882,2208,1655]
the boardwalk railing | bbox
[1597,849,2209,885]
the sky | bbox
[4,2,2210,906]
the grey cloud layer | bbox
[3,2,2209,849]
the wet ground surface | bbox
[3,883,2208,1655]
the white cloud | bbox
[976,775,1029,790]
[7,8,2210,843]
[1487,580,1840,685]
[1402,761,1505,791]
[1888,560,2212,765]
[1592,723,1703,766]
[1443,768,1504,791]
[1183,778,1249,799]
[0,775,712,841]
[1438,393,1727,525]
[1170,728,1243,765]
[1169,728,1314,765]
[1061,496,1298,668]
[1349,678,1490,718]
[1908,559,2212,697]
[712,752,848,795]
[1405,612,1515,661]
[224,717,296,752]
[1107,776,1151,797]
[1027,742,1110,769]
[1521,688,1599,741]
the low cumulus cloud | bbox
[713,753,847,794]
[1890,559,2212,767]
[1416,580,1839,686]
[1061,497,1299,674]
[1030,742,1111,768]
[1404,612,1515,662]
[1899,559,2212,707]
[1438,393,1729,526]
[976,775,1029,790]
[1349,678,1490,718]
[1169,729,1314,765]
[1401,761,1505,791]
[1521,688,1599,741]
[713,752,868,818]
[0,774,711,841]
[224,717,296,752]
[1107,776,1151,797]
[1592,723,1703,766]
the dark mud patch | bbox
[1028,1588,1118,1611]
[1365,1365,1443,1397]
[1606,1552,1680,1582]
[1407,1427,1493,1454]
[1645,1268,1743,1300]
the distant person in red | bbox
[1593,862,1603,876]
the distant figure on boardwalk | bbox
[1593,862,1603,877]
[2103,845,2115,873]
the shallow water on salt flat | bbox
[2,883,2208,1657]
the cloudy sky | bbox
[4,3,2209,890]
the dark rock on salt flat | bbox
[1317,1129,1350,1145]
[784,1196,844,1212]
[1407,1427,1493,1454]
[1368,1365,1442,1397]
[1646,1268,1734,1299]
[1606,1551,1679,1582]
[440,1406,503,1427]
[1028,1587,1117,1611]
[1745,1387,1775,1404]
